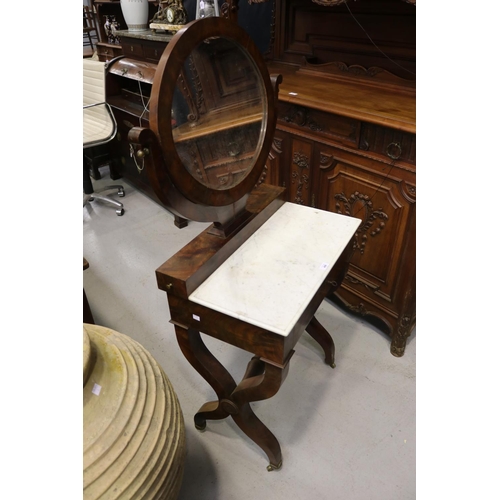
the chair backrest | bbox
[83,59,106,106]
[83,59,116,147]
[83,5,97,31]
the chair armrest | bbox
[83,102,117,149]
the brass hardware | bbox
[267,460,283,472]
[136,148,150,159]
[386,142,402,160]
[328,280,338,288]
[165,283,173,290]
[130,46,134,52]
[330,362,336,369]
[138,70,144,79]
[121,67,128,75]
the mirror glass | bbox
[171,36,265,190]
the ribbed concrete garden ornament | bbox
[83,324,186,499]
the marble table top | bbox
[189,203,361,337]
[114,29,174,43]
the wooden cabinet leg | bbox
[174,325,237,429]
[305,315,335,368]
[390,315,413,357]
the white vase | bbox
[120,0,149,32]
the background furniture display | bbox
[258,0,416,356]
[90,1,161,62]
[83,324,186,499]
[84,5,99,56]
[130,17,360,470]
[83,58,126,216]
[88,0,416,355]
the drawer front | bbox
[97,43,122,62]
[121,41,144,59]
[278,103,360,147]
[359,123,416,164]
[143,44,165,62]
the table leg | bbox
[174,325,292,470]
[305,315,336,368]
[231,355,291,471]
[174,325,237,429]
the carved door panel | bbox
[315,145,415,311]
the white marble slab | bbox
[189,202,361,337]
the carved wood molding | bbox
[283,105,323,132]
[299,61,416,92]
[310,0,415,5]
[334,191,389,255]
[247,0,415,5]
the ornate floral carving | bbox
[334,191,389,254]
[292,151,310,205]
[284,105,323,132]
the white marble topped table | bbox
[189,202,361,337]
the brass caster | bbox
[194,420,207,432]
[330,362,336,369]
[266,460,282,472]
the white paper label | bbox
[92,383,102,396]
[193,314,200,321]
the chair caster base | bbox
[118,189,125,197]
[116,208,124,216]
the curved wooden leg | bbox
[174,325,237,429]
[230,355,292,470]
[305,315,336,368]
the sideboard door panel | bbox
[316,148,414,313]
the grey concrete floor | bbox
[83,170,416,500]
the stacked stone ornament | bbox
[83,324,186,499]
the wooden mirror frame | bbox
[148,17,278,209]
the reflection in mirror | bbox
[171,36,265,190]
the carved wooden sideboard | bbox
[260,0,416,356]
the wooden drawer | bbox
[359,123,416,165]
[278,103,360,148]
[120,38,169,63]
[121,40,144,59]
[96,43,122,62]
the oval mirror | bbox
[171,36,265,191]
[149,17,276,208]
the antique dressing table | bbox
[127,17,361,470]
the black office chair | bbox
[83,59,125,216]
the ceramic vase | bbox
[120,0,149,31]
[83,324,186,500]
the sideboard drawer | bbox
[359,123,416,165]
[278,103,360,148]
